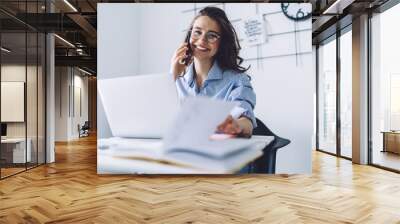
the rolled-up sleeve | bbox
[228,74,257,128]
[175,76,189,100]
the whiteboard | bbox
[1,82,25,122]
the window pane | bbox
[27,31,38,169]
[340,29,352,158]
[371,3,400,171]
[318,37,337,154]
[0,1,46,178]
[38,32,46,165]
[1,31,27,177]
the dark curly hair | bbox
[185,6,249,73]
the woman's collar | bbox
[186,61,223,87]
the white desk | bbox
[1,138,32,163]
[97,135,274,174]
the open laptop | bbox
[98,73,179,138]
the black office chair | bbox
[79,121,90,138]
[250,118,291,174]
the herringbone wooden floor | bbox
[1,134,400,223]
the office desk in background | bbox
[97,135,274,174]
[1,138,32,164]
[382,131,400,154]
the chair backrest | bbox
[82,121,90,129]
[253,118,290,148]
[253,118,276,137]
[251,118,291,173]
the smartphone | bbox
[180,34,193,66]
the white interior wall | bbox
[1,65,35,138]
[80,75,89,125]
[55,67,68,141]
[72,73,89,138]
[98,3,313,174]
[97,4,140,138]
[55,67,89,141]
[251,56,313,174]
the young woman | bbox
[170,6,256,137]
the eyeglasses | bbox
[190,29,221,43]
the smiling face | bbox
[190,16,221,62]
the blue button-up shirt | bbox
[175,61,257,128]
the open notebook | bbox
[99,135,272,172]
[98,97,273,173]
[99,136,274,173]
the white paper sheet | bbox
[163,96,237,149]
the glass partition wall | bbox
[316,0,400,172]
[317,35,337,155]
[339,28,352,159]
[316,26,352,159]
[370,3,400,172]
[0,1,46,179]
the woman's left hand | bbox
[216,115,243,135]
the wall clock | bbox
[281,3,312,21]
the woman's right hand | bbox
[170,42,192,80]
